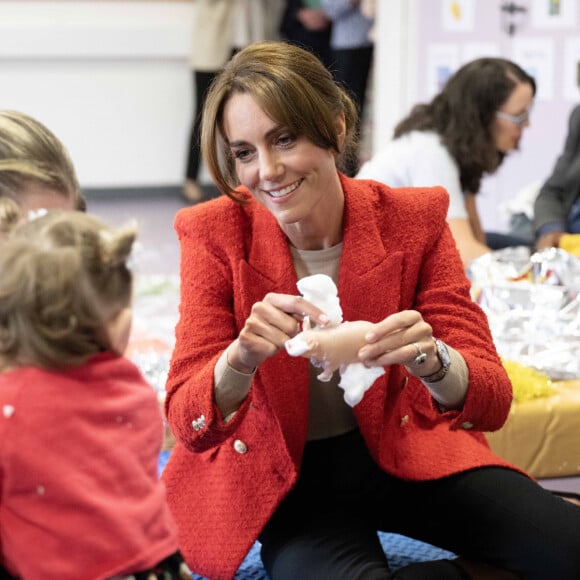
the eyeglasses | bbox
[495,109,531,128]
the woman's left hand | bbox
[357,310,440,377]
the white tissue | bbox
[339,363,385,406]
[284,336,310,357]
[296,274,343,325]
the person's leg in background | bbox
[331,45,373,176]
[184,70,217,203]
[485,231,533,250]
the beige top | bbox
[190,0,231,70]
[289,244,357,439]
[190,0,285,71]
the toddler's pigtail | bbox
[99,220,137,268]
[0,197,21,237]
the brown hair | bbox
[0,110,86,211]
[0,209,136,370]
[394,57,536,194]
[0,197,20,239]
[201,41,359,201]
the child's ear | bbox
[104,307,133,356]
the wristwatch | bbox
[420,338,451,383]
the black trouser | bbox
[485,231,533,250]
[331,46,374,120]
[0,565,15,580]
[330,46,374,176]
[185,70,218,182]
[1,551,189,580]
[259,429,580,580]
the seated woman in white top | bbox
[358,57,535,267]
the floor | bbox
[86,187,580,496]
[86,187,185,277]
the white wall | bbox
[0,1,194,188]
[372,0,418,153]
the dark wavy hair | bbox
[394,58,536,194]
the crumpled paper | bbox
[469,247,580,380]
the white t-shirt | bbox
[357,131,467,220]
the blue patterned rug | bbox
[158,451,455,579]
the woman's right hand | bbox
[228,292,330,373]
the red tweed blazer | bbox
[163,174,516,579]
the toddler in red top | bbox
[0,208,188,580]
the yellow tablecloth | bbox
[486,380,580,478]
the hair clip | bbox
[27,208,48,221]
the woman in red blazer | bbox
[163,42,580,580]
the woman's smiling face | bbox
[223,92,344,235]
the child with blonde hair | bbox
[0,207,188,580]
[0,110,86,213]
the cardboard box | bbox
[486,380,580,478]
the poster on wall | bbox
[531,0,576,29]
[426,43,460,97]
[563,38,580,101]
[511,38,555,100]
[441,0,475,32]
